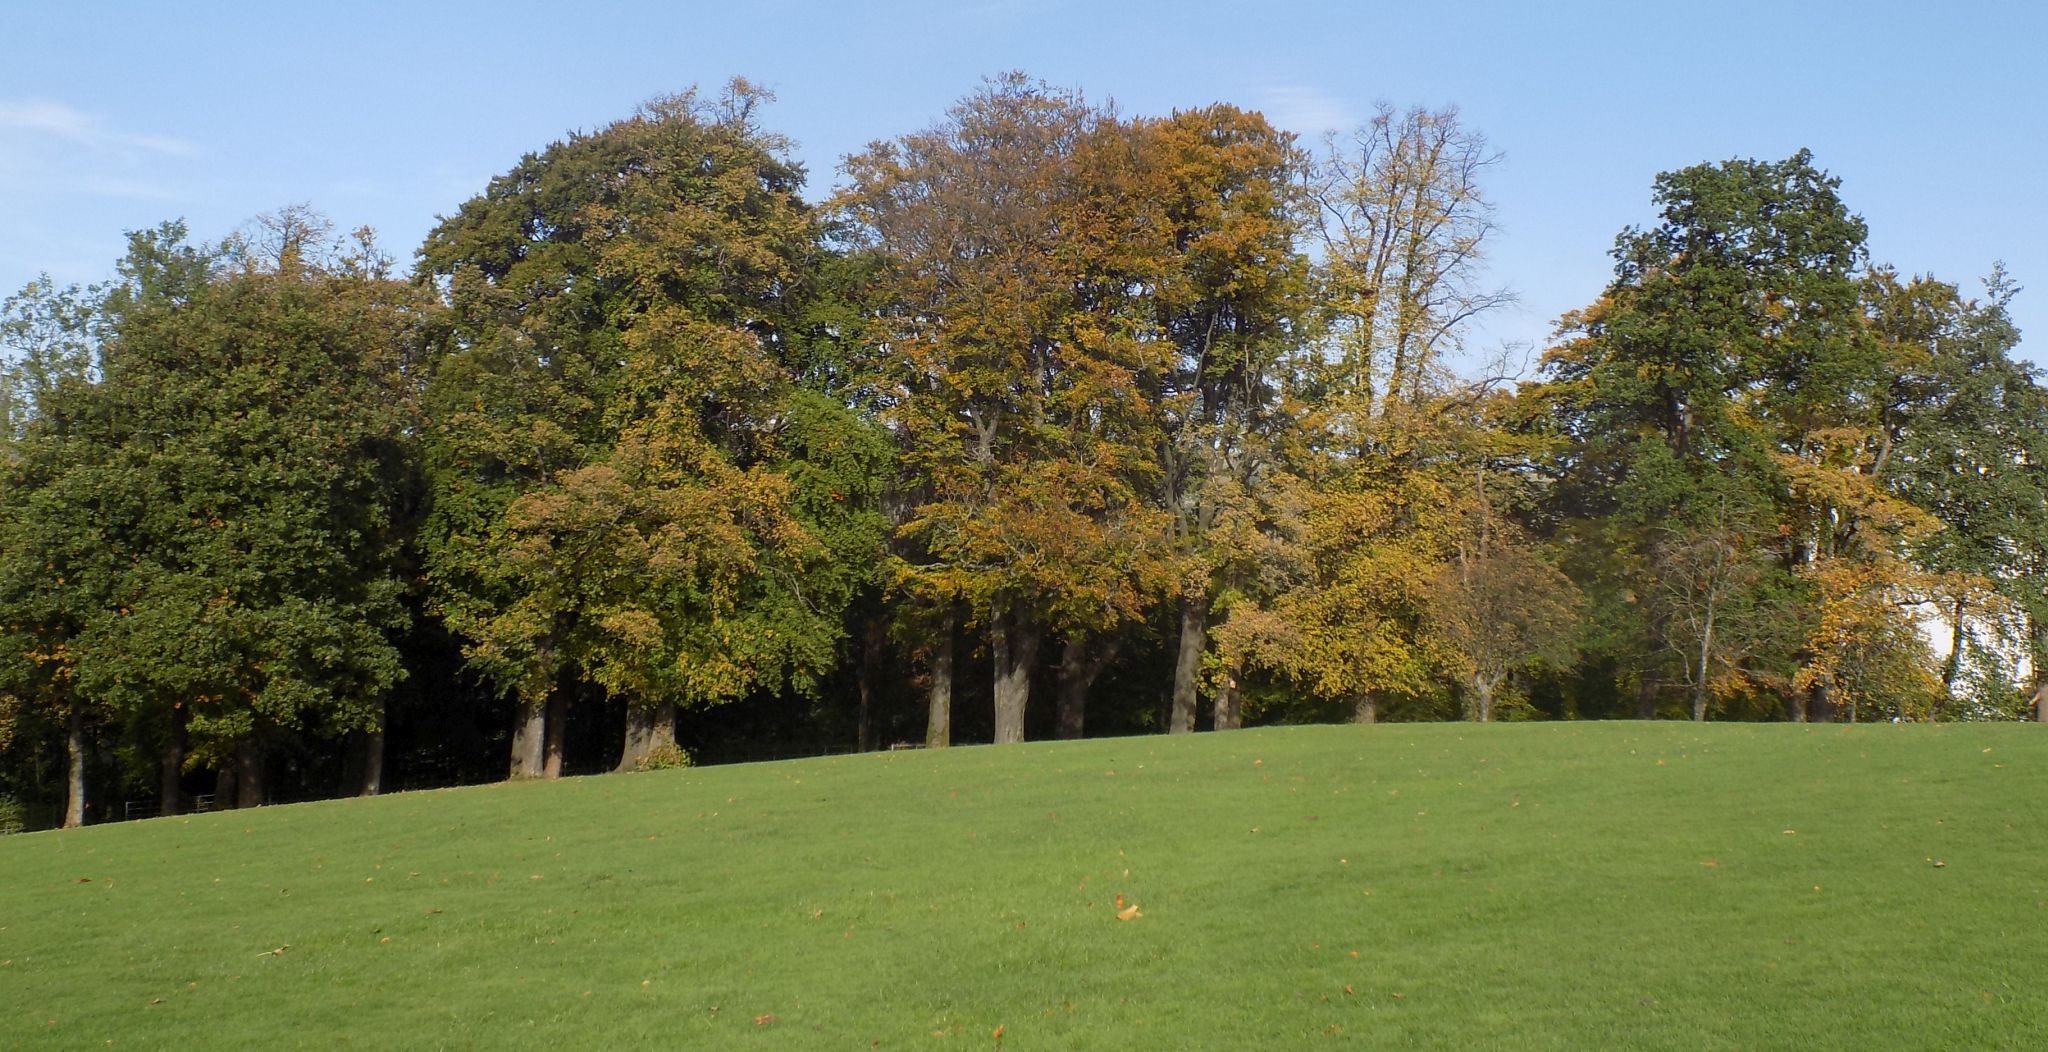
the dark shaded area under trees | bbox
[3,77,2041,830]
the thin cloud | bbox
[0,99,199,158]
[1256,84,1356,139]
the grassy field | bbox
[2,722,2045,1049]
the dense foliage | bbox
[1,77,2038,828]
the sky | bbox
[4,0,2043,366]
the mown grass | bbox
[3,722,2045,1049]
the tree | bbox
[85,217,422,806]
[1430,456,1581,721]
[1308,104,1511,413]
[0,275,113,825]
[421,83,877,775]
[1645,499,1778,721]
[1869,265,2048,717]
[840,75,1171,744]
[1233,105,1512,727]
[0,218,426,818]
[1537,150,1900,720]
[1139,104,1313,734]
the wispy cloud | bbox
[0,99,199,158]
[1256,84,1357,139]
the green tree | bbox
[1,216,425,817]
[421,83,879,775]
[1538,150,1907,720]
[1870,266,2048,717]
[86,216,422,806]
[0,274,115,825]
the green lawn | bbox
[3,722,2044,1049]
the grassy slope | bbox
[2,722,2045,1050]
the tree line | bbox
[3,76,2040,830]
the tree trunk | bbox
[509,695,546,779]
[359,697,386,796]
[1353,692,1378,725]
[618,701,677,771]
[1810,679,1836,723]
[511,637,554,780]
[1055,635,1119,741]
[1692,614,1714,722]
[1941,597,1967,689]
[619,704,652,772]
[1787,686,1809,723]
[1214,659,1243,730]
[2034,619,2048,722]
[1474,674,1497,723]
[856,616,885,752]
[1169,595,1208,734]
[1933,596,1966,719]
[992,604,1039,745]
[541,692,567,779]
[1056,636,1089,740]
[63,699,87,828]
[926,613,954,748]
[655,702,675,754]
[234,737,265,809]
[159,704,187,816]
[1634,676,1658,720]
[212,762,236,813]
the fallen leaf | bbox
[1700,859,1720,869]
[1116,904,1142,921]
[1343,985,1354,995]
[993,1023,1006,1041]
[754,1014,776,1026]
[1113,894,1126,909]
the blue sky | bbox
[4,0,2041,363]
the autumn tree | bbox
[1308,104,1510,412]
[1429,448,1581,721]
[1138,105,1314,734]
[1235,105,1513,725]
[840,75,1170,744]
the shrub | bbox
[633,744,694,772]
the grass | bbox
[3,721,2045,1049]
